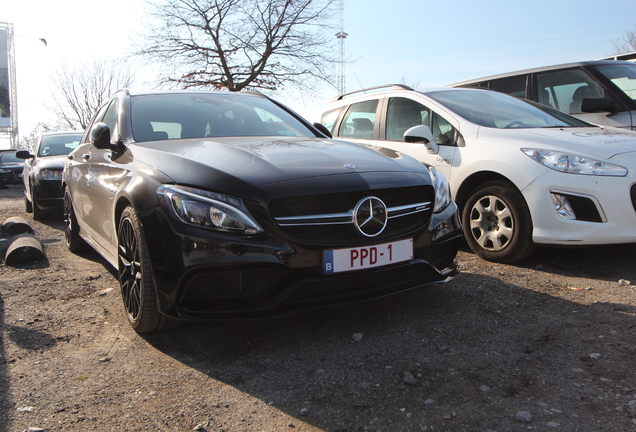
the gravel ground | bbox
[1,184,636,432]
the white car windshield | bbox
[594,63,636,102]
[427,89,592,129]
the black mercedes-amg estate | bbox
[63,89,462,333]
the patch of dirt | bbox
[1,184,636,431]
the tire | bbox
[32,189,44,220]
[462,180,535,263]
[63,188,85,253]
[25,193,33,213]
[117,206,173,333]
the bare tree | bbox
[137,0,337,92]
[399,75,420,89]
[610,24,636,54]
[18,122,59,150]
[46,58,135,131]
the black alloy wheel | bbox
[117,206,172,333]
[63,188,85,252]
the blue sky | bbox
[2,0,635,145]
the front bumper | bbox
[33,178,64,210]
[139,202,462,320]
[0,168,23,185]
[523,170,636,245]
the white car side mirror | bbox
[403,125,439,154]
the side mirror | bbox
[313,122,332,138]
[15,150,34,160]
[581,97,616,113]
[90,122,117,151]
[404,125,439,154]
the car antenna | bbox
[354,73,365,92]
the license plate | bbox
[323,238,413,274]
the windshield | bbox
[38,134,82,157]
[130,93,315,142]
[593,63,636,102]
[0,152,21,163]
[426,89,592,129]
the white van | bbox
[449,60,636,130]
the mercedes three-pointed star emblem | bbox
[353,196,388,237]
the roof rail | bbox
[328,84,414,103]
[597,51,636,62]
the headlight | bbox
[39,169,64,179]
[428,166,452,213]
[157,185,263,235]
[521,148,627,176]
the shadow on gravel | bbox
[460,242,636,284]
[525,244,636,283]
[142,271,636,431]
[5,324,59,351]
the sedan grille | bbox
[269,186,433,245]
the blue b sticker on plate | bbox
[323,249,334,274]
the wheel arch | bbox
[455,171,519,212]
[114,195,134,230]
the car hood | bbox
[0,162,23,168]
[35,155,67,170]
[134,136,427,185]
[483,127,636,159]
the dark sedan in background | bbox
[0,149,24,187]
[63,89,462,333]
[17,131,82,220]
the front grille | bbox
[269,186,433,246]
[269,186,430,217]
[278,212,427,245]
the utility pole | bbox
[0,22,18,148]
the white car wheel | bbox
[462,180,535,263]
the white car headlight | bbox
[521,148,627,176]
[428,166,452,213]
[157,185,264,234]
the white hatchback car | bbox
[321,85,636,263]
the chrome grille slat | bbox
[268,186,434,245]
[274,202,431,226]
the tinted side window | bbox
[431,113,457,146]
[386,97,430,141]
[490,76,527,98]
[338,100,378,139]
[536,69,605,114]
